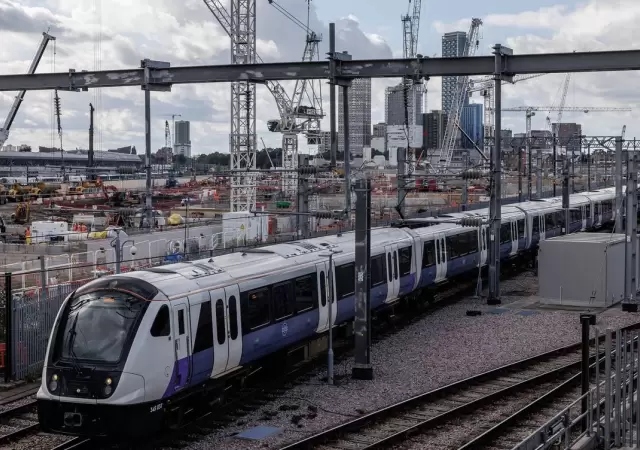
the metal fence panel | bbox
[9,276,77,381]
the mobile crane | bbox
[0,32,55,148]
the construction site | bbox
[0,1,629,280]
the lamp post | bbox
[320,248,343,385]
[110,228,137,274]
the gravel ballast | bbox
[185,272,640,450]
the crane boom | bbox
[554,74,571,126]
[0,32,55,147]
[438,18,482,172]
[401,0,421,59]
[503,106,632,112]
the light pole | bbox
[109,228,137,274]
[320,248,343,385]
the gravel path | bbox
[185,272,640,450]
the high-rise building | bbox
[174,120,192,158]
[385,84,424,126]
[424,110,448,150]
[318,131,332,156]
[501,129,513,149]
[441,32,469,116]
[338,78,371,159]
[373,122,386,138]
[460,104,483,149]
[553,122,582,156]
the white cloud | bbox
[0,0,392,154]
[432,0,640,138]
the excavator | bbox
[68,179,103,195]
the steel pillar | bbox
[623,149,638,312]
[552,134,557,197]
[461,151,469,207]
[536,147,542,199]
[296,155,310,239]
[281,133,298,198]
[518,147,523,203]
[562,156,570,235]
[352,177,373,380]
[342,85,351,216]
[328,23,337,168]
[397,147,407,218]
[488,44,512,305]
[230,0,257,212]
[615,136,624,232]
[587,142,591,191]
[580,314,596,431]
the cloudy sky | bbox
[0,0,636,155]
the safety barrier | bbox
[513,326,640,449]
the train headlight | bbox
[48,374,59,392]
[103,377,113,396]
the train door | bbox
[434,233,447,283]
[581,205,587,230]
[209,288,229,377]
[480,226,488,266]
[315,261,332,333]
[594,202,601,227]
[224,285,242,371]
[538,214,546,241]
[385,244,400,302]
[172,301,191,390]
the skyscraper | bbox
[441,32,469,116]
[373,122,386,138]
[174,120,192,158]
[460,104,483,149]
[338,78,372,158]
[424,110,448,150]
[385,83,424,126]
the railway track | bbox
[278,339,615,450]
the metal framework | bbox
[1,32,640,306]
[438,18,482,172]
[203,0,324,203]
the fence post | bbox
[39,257,47,303]
[605,328,612,450]
[581,314,596,432]
[4,273,11,383]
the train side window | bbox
[399,246,412,276]
[150,304,170,337]
[422,241,436,268]
[517,219,525,239]
[387,253,392,281]
[193,300,214,352]
[392,252,398,280]
[445,236,459,259]
[499,223,511,244]
[178,309,185,335]
[319,272,327,307]
[335,263,355,300]
[295,275,315,313]
[272,281,294,320]
[545,213,554,229]
[228,296,238,340]
[586,204,591,217]
[215,299,226,345]
[371,254,386,286]
[246,288,271,330]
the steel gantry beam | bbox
[3,49,640,91]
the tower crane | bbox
[0,32,55,148]
[467,73,547,150]
[437,18,482,173]
[160,114,181,146]
[164,121,171,149]
[545,74,571,134]
[202,0,324,208]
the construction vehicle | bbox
[31,182,61,199]
[165,169,177,188]
[12,202,30,224]
[0,185,6,205]
[7,184,38,202]
[68,180,103,195]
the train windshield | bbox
[57,289,145,364]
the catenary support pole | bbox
[4,273,12,383]
[552,134,557,197]
[623,149,638,312]
[296,155,310,239]
[518,147,523,203]
[587,142,591,191]
[353,177,373,380]
[580,314,596,432]
[144,89,152,229]
[488,44,511,306]
[114,229,122,274]
[615,136,624,233]
[562,156,570,235]
[527,138,532,200]
[342,85,351,217]
[397,147,406,218]
[328,23,337,169]
[462,151,469,207]
[536,147,542,199]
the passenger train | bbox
[37,187,619,437]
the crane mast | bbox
[438,18,482,172]
[401,0,421,59]
[0,32,55,148]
